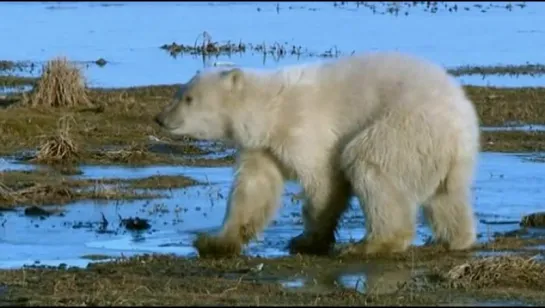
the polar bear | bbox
[154,51,480,257]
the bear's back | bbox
[313,51,470,117]
[287,51,477,148]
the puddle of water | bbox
[0,284,7,298]
[0,257,116,270]
[334,270,414,295]
[280,278,306,289]
[279,263,417,295]
[78,164,235,184]
[262,263,537,306]
[0,85,32,95]
[0,2,544,88]
[481,124,545,132]
[0,152,545,269]
[0,158,35,172]
[473,250,521,258]
[441,301,533,307]
[525,245,545,252]
[459,74,545,88]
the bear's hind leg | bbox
[423,158,477,251]
[194,149,285,258]
[339,128,419,256]
[344,161,418,255]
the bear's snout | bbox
[154,113,166,127]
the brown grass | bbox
[1,248,544,306]
[440,255,545,290]
[0,181,18,205]
[481,130,545,152]
[0,181,160,210]
[466,86,545,126]
[0,183,74,209]
[0,170,201,210]
[92,143,159,165]
[521,212,545,228]
[0,80,544,166]
[126,175,199,189]
[0,175,130,210]
[32,115,80,164]
[21,57,92,108]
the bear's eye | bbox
[184,96,193,105]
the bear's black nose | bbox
[154,114,164,127]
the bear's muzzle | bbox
[154,113,166,127]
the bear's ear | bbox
[220,68,244,91]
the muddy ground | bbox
[0,238,545,306]
[1,61,545,305]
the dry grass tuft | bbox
[83,180,158,201]
[441,255,545,289]
[22,57,92,108]
[0,182,74,209]
[0,182,18,205]
[33,115,80,164]
[0,180,161,210]
[521,212,545,228]
[93,143,159,165]
[14,184,73,200]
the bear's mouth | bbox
[154,118,178,132]
[153,112,179,131]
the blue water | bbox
[0,1,544,88]
[0,152,544,269]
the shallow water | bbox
[0,152,544,269]
[279,263,418,295]
[278,262,535,305]
[0,2,544,88]
[481,124,545,132]
[459,74,545,88]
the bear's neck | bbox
[228,75,285,150]
[229,101,278,150]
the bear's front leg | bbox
[287,165,352,256]
[194,149,285,258]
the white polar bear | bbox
[154,51,480,257]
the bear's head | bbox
[154,68,244,141]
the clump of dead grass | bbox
[0,180,162,209]
[521,212,545,228]
[0,182,74,209]
[93,143,159,165]
[33,115,80,164]
[83,180,160,201]
[440,255,545,289]
[22,56,92,108]
[0,182,18,206]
